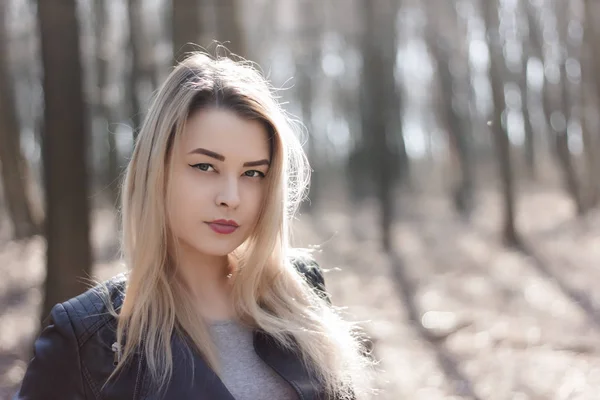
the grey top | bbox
[208,320,299,400]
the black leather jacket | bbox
[14,259,331,400]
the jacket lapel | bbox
[142,330,323,400]
[143,332,236,400]
[253,330,323,400]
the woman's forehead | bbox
[180,109,271,160]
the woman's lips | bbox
[206,222,238,234]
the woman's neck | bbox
[175,244,236,322]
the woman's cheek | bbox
[245,181,265,209]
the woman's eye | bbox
[244,170,265,178]
[191,163,214,172]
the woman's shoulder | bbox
[54,272,127,343]
[288,252,330,302]
[290,253,323,282]
[15,273,129,399]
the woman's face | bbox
[167,108,271,259]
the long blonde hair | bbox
[108,53,373,398]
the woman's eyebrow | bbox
[243,159,270,167]
[188,147,270,167]
[188,147,225,161]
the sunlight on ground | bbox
[2,189,600,399]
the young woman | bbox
[15,53,373,400]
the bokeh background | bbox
[2,0,600,398]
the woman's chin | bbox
[191,241,241,258]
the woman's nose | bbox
[215,175,241,209]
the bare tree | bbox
[295,0,322,208]
[128,0,144,136]
[38,0,92,321]
[481,0,520,246]
[94,0,120,205]
[0,0,39,240]
[553,0,584,214]
[172,0,202,63]
[581,0,600,208]
[214,0,246,58]
[128,0,159,136]
[519,0,539,178]
[359,0,403,251]
[528,0,584,214]
[585,0,600,133]
[425,6,474,218]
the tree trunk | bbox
[296,0,321,210]
[555,0,584,215]
[578,87,596,210]
[585,0,600,131]
[128,0,159,138]
[520,1,542,179]
[94,0,120,206]
[426,26,474,218]
[520,55,536,179]
[38,0,92,323]
[581,0,600,208]
[360,0,400,252]
[129,0,159,90]
[0,0,39,239]
[524,0,548,165]
[172,0,201,63]
[214,0,246,59]
[482,0,519,246]
[128,0,142,137]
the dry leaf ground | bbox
[2,187,600,399]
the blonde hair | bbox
[107,53,373,398]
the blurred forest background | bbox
[2,0,600,398]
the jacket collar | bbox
[253,330,322,400]
[139,329,323,400]
[109,276,324,399]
